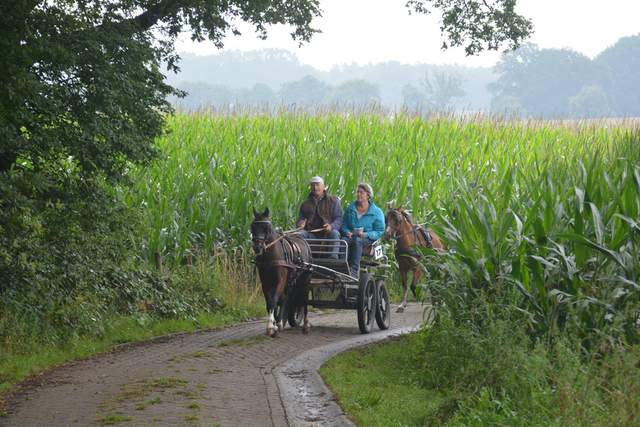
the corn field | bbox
[118,106,637,263]
[118,105,640,344]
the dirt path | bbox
[1,303,427,427]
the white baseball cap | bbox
[309,175,324,185]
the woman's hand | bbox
[357,232,366,238]
[346,232,353,238]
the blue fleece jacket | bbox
[341,200,385,241]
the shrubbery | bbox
[0,170,226,351]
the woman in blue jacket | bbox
[341,182,385,277]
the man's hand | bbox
[322,223,332,233]
[298,219,307,229]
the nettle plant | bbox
[419,133,640,350]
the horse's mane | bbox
[401,210,415,225]
[388,207,416,226]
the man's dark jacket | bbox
[297,191,343,232]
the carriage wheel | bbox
[375,279,391,330]
[287,305,305,327]
[357,273,377,334]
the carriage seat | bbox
[361,240,380,259]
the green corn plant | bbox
[418,131,640,348]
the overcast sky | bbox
[175,0,640,70]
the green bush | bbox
[0,169,226,350]
[411,295,539,394]
[411,308,640,426]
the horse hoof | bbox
[270,330,278,338]
[277,323,284,331]
[396,307,404,313]
[302,327,310,334]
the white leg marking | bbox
[302,315,310,334]
[267,310,275,335]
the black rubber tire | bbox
[287,305,305,327]
[357,273,377,334]
[375,279,391,330]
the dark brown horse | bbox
[383,204,447,312]
[250,206,313,337]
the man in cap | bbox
[296,175,343,259]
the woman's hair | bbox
[358,182,373,200]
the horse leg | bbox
[410,264,423,298]
[300,273,311,334]
[266,296,278,337]
[396,268,409,313]
[276,300,285,332]
[302,305,310,334]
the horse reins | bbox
[251,218,315,281]
[264,227,324,250]
[387,209,434,253]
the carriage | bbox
[301,238,392,334]
[250,207,395,337]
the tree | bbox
[568,85,611,118]
[596,34,640,117]
[325,79,381,107]
[278,75,333,106]
[167,48,320,90]
[407,0,533,55]
[174,81,237,108]
[490,95,522,117]
[238,83,276,106]
[487,43,600,117]
[401,70,467,110]
[421,70,467,109]
[401,84,428,110]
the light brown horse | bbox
[250,206,313,337]
[383,204,446,312]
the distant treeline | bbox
[166,49,494,110]
[168,34,640,118]
[488,35,640,118]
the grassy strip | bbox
[320,333,453,426]
[321,322,640,426]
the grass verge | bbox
[320,333,452,427]
[321,321,640,426]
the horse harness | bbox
[253,234,313,285]
[388,209,433,257]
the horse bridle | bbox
[251,219,273,255]
[385,209,416,240]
